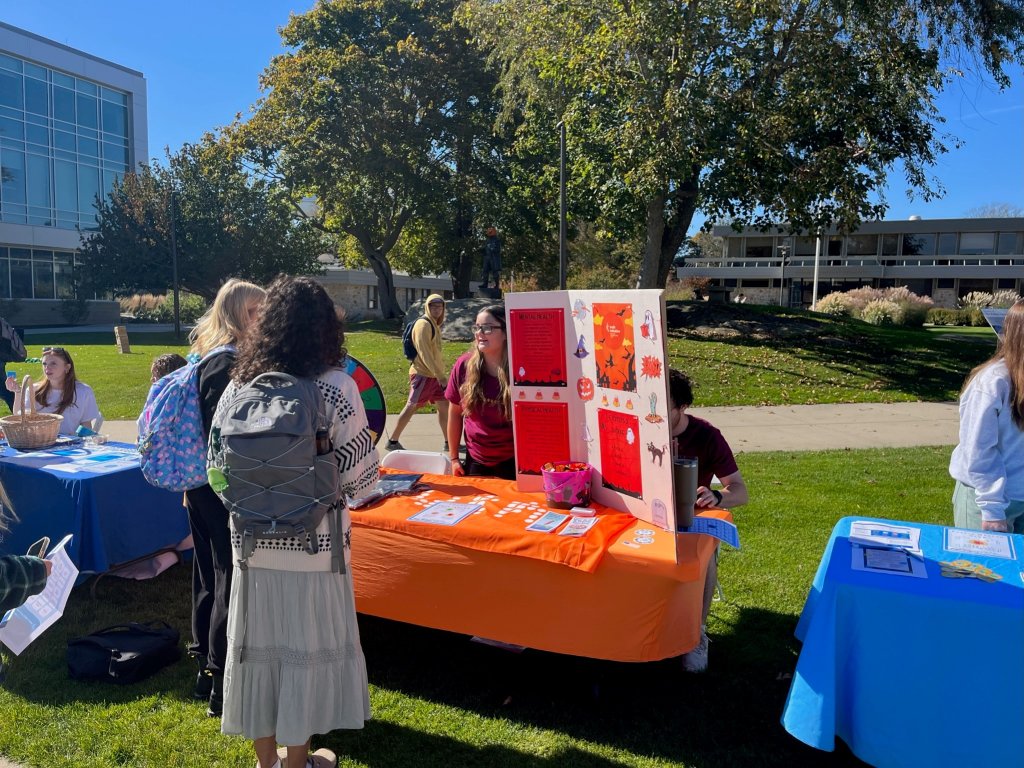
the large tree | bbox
[79,134,323,300]
[237,0,521,316]
[464,0,1024,288]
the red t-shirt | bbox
[672,415,739,488]
[445,352,514,466]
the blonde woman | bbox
[185,278,266,716]
[445,305,514,479]
[950,299,1024,533]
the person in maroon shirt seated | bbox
[669,368,748,673]
[445,305,515,480]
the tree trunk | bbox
[363,248,403,320]
[658,174,700,287]
[450,130,475,298]
[637,193,667,288]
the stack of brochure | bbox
[848,520,922,557]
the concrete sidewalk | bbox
[106,401,960,454]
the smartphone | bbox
[26,536,49,558]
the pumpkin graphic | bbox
[576,377,595,401]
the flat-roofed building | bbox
[0,22,146,325]
[678,218,1024,308]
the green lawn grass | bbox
[0,446,953,767]
[17,306,994,419]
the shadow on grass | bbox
[1,565,868,767]
[665,303,992,402]
[334,606,868,768]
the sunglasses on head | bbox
[42,347,65,353]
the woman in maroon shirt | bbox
[445,306,515,479]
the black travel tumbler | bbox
[673,457,698,529]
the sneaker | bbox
[206,673,224,717]
[681,631,709,673]
[443,441,449,453]
[276,748,338,768]
[385,439,404,451]
[192,655,212,700]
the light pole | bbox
[557,120,567,290]
[168,191,180,340]
[811,231,822,309]
[777,244,790,307]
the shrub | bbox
[663,280,695,301]
[959,291,993,309]
[813,292,855,316]
[843,286,886,313]
[927,308,968,326]
[124,293,207,324]
[967,307,988,327]
[990,289,1022,308]
[860,298,902,326]
[883,286,932,327]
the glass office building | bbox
[0,22,146,320]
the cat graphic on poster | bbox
[592,303,637,392]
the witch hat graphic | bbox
[573,335,589,358]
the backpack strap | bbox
[329,501,346,575]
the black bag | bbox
[67,621,181,684]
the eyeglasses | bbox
[471,324,502,335]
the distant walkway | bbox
[107,401,960,454]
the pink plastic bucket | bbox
[541,461,592,509]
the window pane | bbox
[0,70,23,109]
[33,256,54,299]
[25,122,48,147]
[846,234,878,256]
[10,257,31,298]
[26,153,50,208]
[101,87,127,105]
[744,236,773,260]
[76,80,97,95]
[1,148,26,204]
[55,253,74,298]
[102,169,118,196]
[54,159,77,213]
[76,93,97,129]
[938,233,957,254]
[0,55,22,73]
[959,232,995,255]
[101,101,127,136]
[54,129,75,152]
[53,85,75,123]
[881,234,900,256]
[23,63,46,80]
[78,135,99,157]
[795,236,817,256]
[52,72,74,89]
[0,115,23,141]
[78,165,100,218]
[24,77,48,116]
[997,233,1018,255]
[0,257,9,298]
[102,141,127,165]
[902,233,936,256]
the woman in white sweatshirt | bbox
[949,299,1024,533]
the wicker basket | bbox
[0,375,62,450]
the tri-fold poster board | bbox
[505,290,681,532]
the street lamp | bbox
[777,244,791,307]
[557,122,568,289]
[168,190,180,340]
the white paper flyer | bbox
[0,534,77,655]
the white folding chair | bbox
[380,449,452,475]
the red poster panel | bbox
[509,308,567,387]
[513,401,570,474]
[597,409,642,499]
[592,303,637,392]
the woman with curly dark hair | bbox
[213,275,378,768]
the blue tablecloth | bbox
[782,516,1024,768]
[0,442,190,576]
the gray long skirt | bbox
[220,565,371,746]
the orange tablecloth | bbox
[351,474,732,662]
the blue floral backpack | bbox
[137,346,233,491]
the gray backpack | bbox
[207,372,345,576]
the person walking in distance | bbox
[481,227,502,290]
[386,295,450,452]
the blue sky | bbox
[6,2,1022,231]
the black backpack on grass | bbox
[67,621,180,684]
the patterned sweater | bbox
[0,555,47,613]
[212,366,380,571]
